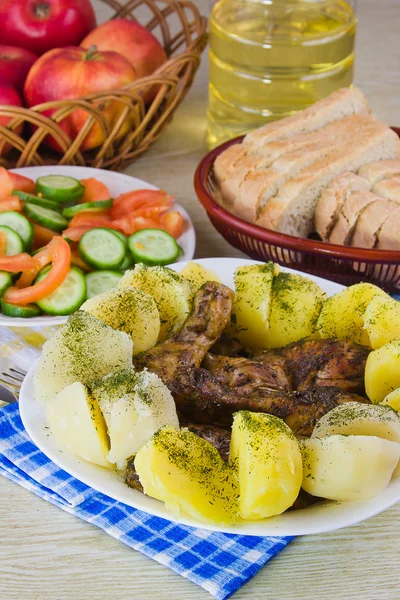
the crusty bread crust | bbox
[351,199,397,248]
[244,87,370,146]
[358,159,400,185]
[329,191,380,245]
[373,176,400,204]
[315,173,372,241]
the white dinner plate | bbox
[2,165,196,327]
[19,258,400,536]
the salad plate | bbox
[19,258,400,536]
[1,165,196,328]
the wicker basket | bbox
[0,0,207,171]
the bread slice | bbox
[232,115,381,223]
[351,199,397,248]
[358,159,400,185]
[376,204,400,250]
[213,144,246,186]
[258,122,400,236]
[329,191,379,245]
[315,173,372,241]
[244,87,370,147]
[373,176,400,204]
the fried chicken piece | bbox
[125,424,230,493]
[169,367,367,437]
[202,353,291,394]
[133,282,234,383]
[208,338,370,396]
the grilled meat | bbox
[125,424,231,493]
[208,338,370,396]
[169,367,367,437]
[133,281,234,383]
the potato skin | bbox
[365,340,400,403]
[317,283,388,345]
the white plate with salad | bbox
[0,166,195,327]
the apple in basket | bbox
[0,0,96,56]
[24,46,138,153]
[0,83,24,157]
[81,19,167,103]
[0,45,37,91]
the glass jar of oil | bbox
[208,0,357,147]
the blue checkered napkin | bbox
[0,404,292,600]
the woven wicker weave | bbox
[0,0,207,171]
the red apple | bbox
[0,83,23,157]
[0,0,96,56]
[24,46,137,152]
[81,19,167,102]
[0,45,37,91]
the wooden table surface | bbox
[1,1,400,599]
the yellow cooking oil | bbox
[208,0,357,146]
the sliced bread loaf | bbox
[373,176,400,203]
[351,199,397,248]
[329,191,381,245]
[358,159,400,185]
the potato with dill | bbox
[234,262,278,349]
[264,272,326,348]
[134,425,239,525]
[81,287,160,355]
[179,262,222,293]
[119,264,193,341]
[317,282,389,345]
[365,340,400,403]
[34,311,133,405]
[362,295,400,349]
[230,411,302,520]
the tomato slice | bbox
[69,211,111,228]
[0,253,36,272]
[9,172,36,194]
[3,237,71,305]
[80,178,110,202]
[0,168,14,200]
[15,245,52,289]
[111,189,173,220]
[0,196,22,213]
[160,211,184,239]
[0,230,6,256]
[32,223,57,249]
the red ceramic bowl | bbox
[194,129,400,291]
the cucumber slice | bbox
[62,199,113,219]
[14,190,61,212]
[1,299,41,318]
[119,253,133,271]
[35,266,87,315]
[0,271,12,296]
[79,228,126,270]
[85,270,123,299]
[0,211,34,250]
[128,229,180,266]
[0,225,24,256]
[110,230,128,248]
[36,175,84,204]
[24,204,68,232]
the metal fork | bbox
[0,358,27,405]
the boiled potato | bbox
[34,311,133,405]
[179,262,221,293]
[312,402,400,443]
[135,425,239,525]
[46,382,111,468]
[234,262,279,349]
[300,435,400,501]
[317,283,388,345]
[119,265,193,341]
[230,411,302,519]
[362,295,400,349]
[103,371,179,470]
[365,340,400,403]
[265,272,326,348]
[81,287,160,355]
[382,389,400,412]
[90,368,138,420]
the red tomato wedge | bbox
[111,189,173,220]
[32,223,57,249]
[0,196,22,213]
[160,211,184,238]
[80,178,110,202]
[0,168,14,200]
[0,230,6,256]
[9,172,36,194]
[0,253,36,272]
[15,245,53,289]
[3,237,71,305]
[69,211,112,228]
